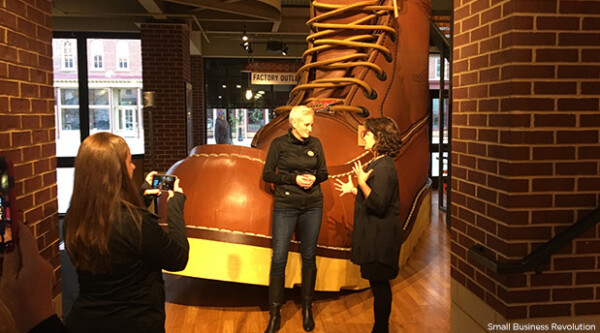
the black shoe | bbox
[301,269,317,332]
[265,276,285,333]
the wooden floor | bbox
[163,190,450,333]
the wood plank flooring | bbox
[164,190,450,332]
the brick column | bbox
[191,55,206,146]
[140,23,191,172]
[0,0,61,312]
[451,0,600,330]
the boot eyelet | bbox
[358,107,370,118]
[384,52,393,63]
[363,89,378,100]
[375,70,387,81]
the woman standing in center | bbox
[262,105,328,333]
[335,117,403,333]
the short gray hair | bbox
[289,105,314,126]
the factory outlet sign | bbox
[251,72,297,85]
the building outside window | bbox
[91,40,104,70]
[63,41,74,69]
[53,37,143,214]
[116,41,129,70]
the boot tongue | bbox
[309,0,379,100]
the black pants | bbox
[369,279,391,333]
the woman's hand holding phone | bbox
[143,171,161,196]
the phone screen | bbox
[152,175,176,191]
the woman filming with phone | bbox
[63,132,189,333]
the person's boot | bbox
[166,0,432,288]
[265,276,285,333]
[301,269,317,332]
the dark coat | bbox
[351,156,402,270]
[262,129,328,209]
[65,189,188,333]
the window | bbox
[89,89,110,131]
[116,41,129,70]
[90,40,104,69]
[63,41,74,69]
[434,56,449,80]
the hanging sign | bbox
[251,72,297,85]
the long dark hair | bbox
[65,132,143,274]
[365,117,402,157]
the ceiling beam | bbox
[137,0,168,19]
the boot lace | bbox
[275,0,400,115]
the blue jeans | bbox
[269,207,323,277]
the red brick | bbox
[534,81,577,94]
[576,240,600,254]
[532,178,574,191]
[479,68,499,83]
[529,304,571,317]
[558,65,600,78]
[501,98,554,112]
[536,48,579,62]
[575,302,600,316]
[509,194,553,209]
[481,5,501,23]
[0,81,19,96]
[582,49,600,62]
[490,49,533,65]
[579,146,600,159]
[467,169,486,185]
[468,114,487,126]
[560,1,600,14]
[558,98,599,111]
[582,82,600,95]
[502,288,551,304]
[502,32,556,48]
[469,54,489,70]
[489,82,531,96]
[479,99,499,111]
[11,131,32,147]
[555,193,597,207]
[557,130,598,144]
[554,257,596,270]
[462,15,480,32]
[578,177,600,191]
[537,16,580,30]
[530,272,573,287]
[471,26,489,43]
[490,115,531,128]
[531,209,574,224]
[583,17,600,30]
[533,146,576,160]
[534,114,576,127]
[490,145,530,160]
[491,16,534,35]
[477,158,497,173]
[576,271,600,285]
[499,161,553,176]
[501,65,555,79]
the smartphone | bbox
[0,156,17,253]
[151,174,176,191]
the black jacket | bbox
[351,156,402,269]
[263,129,328,209]
[64,187,188,333]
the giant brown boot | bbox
[265,276,285,333]
[165,0,432,290]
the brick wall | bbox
[0,0,61,301]
[452,0,600,319]
[140,24,191,172]
[191,55,205,146]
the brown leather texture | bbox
[167,0,432,253]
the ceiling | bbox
[52,0,453,56]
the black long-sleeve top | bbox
[64,187,188,333]
[351,156,402,269]
[263,129,328,209]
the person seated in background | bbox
[63,132,189,333]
